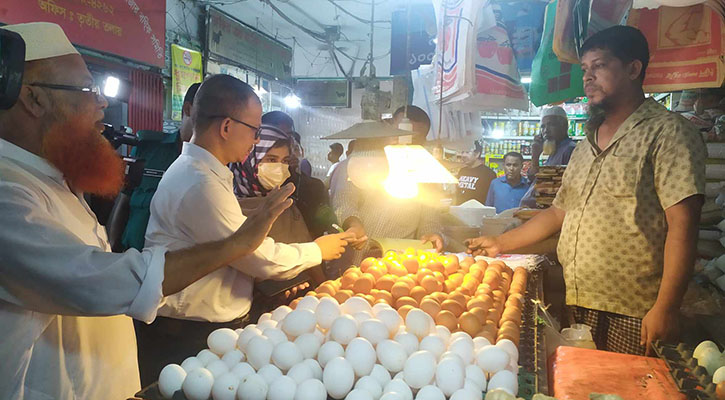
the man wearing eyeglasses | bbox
[142,74,354,383]
[0,23,294,400]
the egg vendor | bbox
[466,26,705,355]
[139,74,355,387]
[0,23,294,400]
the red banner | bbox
[0,0,165,67]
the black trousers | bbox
[134,314,249,388]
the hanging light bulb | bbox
[284,94,301,109]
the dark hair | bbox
[503,151,524,163]
[192,75,260,133]
[262,111,295,131]
[473,141,483,155]
[394,105,431,128]
[271,138,292,151]
[581,25,650,81]
[183,82,201,105]
[329,143,344,154]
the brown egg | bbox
[316,292,332,299]
[363,294,376,305]
[432,271,446,284]
[400,276,417,289]
[444,280,458,293]
[341,274,358,290]
[716,382,725,400]
[460,256,475,269]
[395,296,418,309]
[391,282,411,299]
[469,268,484,280]
[441,299,464,317]
[427,261,445,274]
[334,290,351,303]
[420,275,440,294]
[505,298,523,311]
[367,266,385,281]
[409,286,427,303]
[469,307,488,324]
[374,275,395,292]
[500,307,522,326]
[388,262,408,277]
[448,292,467,305]
[416,268,433,283]
[306,291,317,297]
[467,296,493,311]
[459,312,483,336]
[398,305,415,319]
[507,293,525,307]
[289,297,302,309]
[431,292,448,304]
[402,258,420,274]
[353,273,375,294]
[448,273,464,286]
[317,284,336,296]
[492,290,506,303]
[487,307,501,323]
[332,279,342,290]
[360,257,377,272]
[420,298,442,317]
[442,256,460,276]
[483,276,500,291]
[435,310,459,332]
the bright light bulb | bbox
[520,76,532,84]
[383,174,419,199]
[284,94,301,109]
[103,76,120,98]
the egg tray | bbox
[515,265,546,400]
[651,340,718,399]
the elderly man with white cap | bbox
[0,23,293,399]
[519,106,577,208]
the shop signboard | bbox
[171,44,202,121]
[0,0,165,67]
[628,4,725,92]
[296,78,351,108]
[206,8,293,83]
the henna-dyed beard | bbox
[42,120,125,198]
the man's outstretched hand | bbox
[232,183,295,254]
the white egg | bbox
[272,341,304,372]
[354,312,373,324]
[393,372,404,381]
[346,337,376,377]
[487,370,518,396]
[258,364,283,385]
[259,313,273,323]
[207,359,230,378]
[482,389,514,399]
[396,326,408,336]
[282,309,317,338]
[323,357,356,399]
[248,335,274,370]
[313,328,326,342]
[450,332,472,343]
[198,349,221,366]
[415,385,445,400]
[295,379,327,400]
[258,319,279,331]
[405,309,432,339]
[272,306,294,322]
[403,350,436,389]
[222,349,246,369]
[449,388,481,400]
[465,365,487,390]
[494,339,519,364]
[330,315,359,345]
[376,340,408,373]
[264,327,290,346]
[714,366,725,384]
[294,333,323,360]
[346,389,374,400]
[420,335,446,359]
[476,345,510,375]
[370,364,392,388]
[694,340,720,360]
[181,356,205,373]
[238,373,269,400]
[288,362,314,384]
[208,328,240,356]
[268,375,298,400]
[372,302,393,316]
[182,367,214,400]
[383,379,414,400]
[297,296,321,311]
[449,338,475,365]
[231,362,256,380]
[439,351,464,365]
[697,347,722,375]
[158,364,186,399]
[463,378,482,393]
[359,319,389,345]
[236,328,245,336]
[304,359,323,380]
[380,393,405,400]
[318,341,345,368]
[435,356,465,396]
[355,375,383,400]
[343,296,373,315]
[472,337,491,352]
[394,332,419,356]
[316,297,342,330]
[376,309,403,337]
[211,372,240,400]
[434,326,451,345]
[238,326,263,352]
[504,360,518,375]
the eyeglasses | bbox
[28,83,102,98]
[206,115,261,139]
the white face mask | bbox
[258,162,291,190]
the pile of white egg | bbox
[158,296,520,400]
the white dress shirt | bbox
[0,139,166,400]
[145,143,322,322]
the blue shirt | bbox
[485,176,530,213]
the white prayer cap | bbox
[540,106,568,120]
[3,22,79,61]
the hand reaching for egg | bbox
[465,236,502,257]
[640,304,681,356]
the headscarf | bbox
[231,125,292,197]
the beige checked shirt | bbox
[553,99,706,318]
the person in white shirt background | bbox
[0,22,293,400]
[141,74,354,385]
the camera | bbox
[0,28,25,110]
